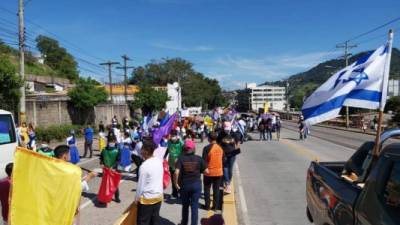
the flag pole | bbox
[373,29,394,157]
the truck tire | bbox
[306,207,313,223]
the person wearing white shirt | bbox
[135,138,163,225]
[132,139,144,176]
[113,125,122,144]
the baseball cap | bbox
[184,139,196,151]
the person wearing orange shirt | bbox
[202,132,224,210]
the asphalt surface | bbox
[235,124,367,225]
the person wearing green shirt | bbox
[99,134,121,205]
[165,130,183,198]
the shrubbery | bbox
[35,124,85,142]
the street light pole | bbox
[286,80,289,119]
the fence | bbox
[25,94,130,127]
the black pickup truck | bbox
[306,129,400,225]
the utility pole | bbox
[177,73,183,112]
[286,80,289,119]
[337,41,357,128]
[18,0,26,123]
[100,61,120,103]
[116,55,135,103]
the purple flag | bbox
[153,113,177,145]
[159,112,170,127]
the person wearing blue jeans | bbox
[223,155,236,190]
[175,140,208,225]
[220,134,238,194]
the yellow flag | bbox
[10,147,82,225]
[264,102,269,113]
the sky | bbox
[1,0,400,90]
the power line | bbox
[344,16,400,43]
[0,6,16,16]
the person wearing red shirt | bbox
[0,163,13,225]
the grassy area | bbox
[1,42,58,77]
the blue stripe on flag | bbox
[302,90,381,120]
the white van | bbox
[0,110,17,179]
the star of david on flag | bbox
[302,33,394,126]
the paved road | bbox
[282,120,375,149]
[235,126,362,225]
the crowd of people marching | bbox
[1,109,311,225]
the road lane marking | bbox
[234,163,251,225]
[280,139,320,161]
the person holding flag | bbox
[98,134,122,206]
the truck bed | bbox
[307,161,362,225]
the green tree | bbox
[36,35,79,80]
[385,96,400,126]
[68,77,108,109]
[130,58,225,109]
[131,84,169,114]
[289,83,318,110]
[0,55,23,113]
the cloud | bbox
[214,50,340,82]
[151,42,214,52]
[205,72,247,90]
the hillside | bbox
[0,40,78,80]
[0,41,58,77]
[265,48,400,109]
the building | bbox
[388,79,400,97]
[102,84,139,104]
[102,83,181,112]
[246,83,286,111]
[222,91,238,106]
[165,82,182,114]
[26,74,73,93]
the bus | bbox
[0,110,17,179]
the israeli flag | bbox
[302,34,393,125]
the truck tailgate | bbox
[307,161,362,225]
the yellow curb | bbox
[223,181,235,204]
[223,203,238,225]
[206,180,238,225]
